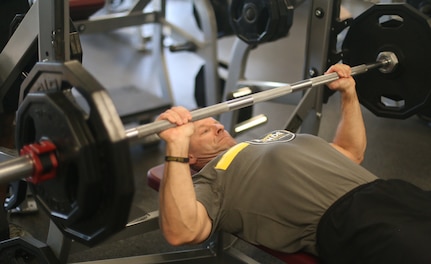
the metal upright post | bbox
[193,0,221,106]
[0,3,38,112]
[38,1,76,260]
[219,39,252,135]
[38,0,70,62]
[152,0,175,104]
[284,0,338,135]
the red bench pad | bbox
[70,0,104,21]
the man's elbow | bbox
[353,154,364,164]
[331,143,365,164]
[347,148,365,164]
[354,145,366,164]
[161,228,204,246]
[163,233,188,246]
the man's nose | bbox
[214,124,224,134]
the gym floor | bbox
[8,0,431,263]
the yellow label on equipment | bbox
[215,142,249,170]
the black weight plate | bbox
[4,180,28,210]
[17,61,134,246]
[229,0,281,44]
[0,237,59,264]
[274,0,294,41]
[17,92,101,225]
[342,3,431,119]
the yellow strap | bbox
[215,142,249,170]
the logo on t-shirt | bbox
[248,130,296,144]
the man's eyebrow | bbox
[194,119,218,132]
[194,122,207,131]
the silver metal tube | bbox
[0,155,33,184]
[126,101,236,142]
[126,60,384,142]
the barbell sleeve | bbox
[0,155,34,183]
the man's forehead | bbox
[194,117,217,127]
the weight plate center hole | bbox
[243,3,258,23]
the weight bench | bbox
[147,164,319,264]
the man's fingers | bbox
[326,64,351,78]
[159,106,192,125]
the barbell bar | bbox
[0,51,396,185]
[126,52,394,143]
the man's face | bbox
[189,118,237,160]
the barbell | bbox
[126,52,394,141]
[0,2,430,248]
[0,51,395,246]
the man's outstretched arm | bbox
[326,64,367,164]
[156,107,212,246]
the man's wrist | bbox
[165,156,190,163]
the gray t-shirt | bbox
[193,130,378,255]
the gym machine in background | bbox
[220,0,339,137]
[72,0,223,108]
[219,0,349,137]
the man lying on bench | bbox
[155,64,431,264]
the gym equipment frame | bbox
[73,0,223,106]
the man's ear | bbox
[188,154,197,165]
